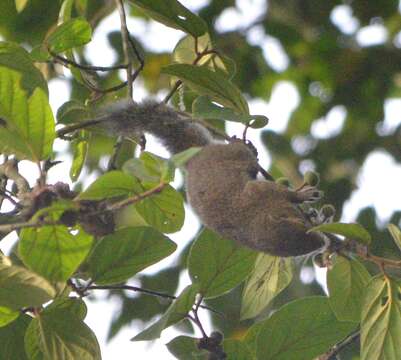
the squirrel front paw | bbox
[296,186,323,203]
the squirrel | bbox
[81,100,335,257]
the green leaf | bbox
[24,306,101,360]
[162,64,249,114]
[87,226,176,285]
[243,321,265,358]
[128,0,207,37]
[0,42,48,94]
[56,100,91,125]
[388,224,401,253]
[123,158,161,183]
[173,34,234,77]
[166,336,207,359]
[135,183,185,234]
[70,131,89,181]
[78,171,141,200]
[15,0,30,13]
[19,226,93,282]
[45,297,87,320]
[223,339,254,360]
[0,265,55,310]
[59,0,74,22]
[0,306,19,327]
[173,34,212,64]
[188,229,257,298]
[124,151,175,183]
[132,284,198,341]
[327,256,371,323]
[0,74,55,161]
[46,18,92,53]
[193,96,268,129]
[241,254,294,320]
[309,222,371,245]
[0,314,31,360]
[361,276,401,360]
[256,296,356,360]
[30,45,51,61]
[171,147,202,168]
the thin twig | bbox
[106,182,167,212]
[357,251,401,270]
[0,189,19,207]
[163,49,220,103]
[318,330,360,360]
[0,183,167,233]
[82,284,220,314]
[163,80,182,104]
[50,50,129,71]
[0,219,60,233]
[126,35,144,84]
[57,118,104,138]
[115,0,133,98]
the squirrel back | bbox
[98,100,213,153]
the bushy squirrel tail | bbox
[97,100,213,154]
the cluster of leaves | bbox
[0,0,401,359]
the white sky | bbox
[1,1,401,358]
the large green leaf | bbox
[78,170,141,200]
[24,305,101,360]
[162,64,249,114]
[19,226,93,282]
[0,314,31,360]
[309,222,371,245]
[0,265,55,310]
[223,339,254,360]
[361,276,401,360]
[128,0,207,37]
[256,296,356,360]
[0,69,55,161]
[0,42,47,94]
[123,151,174,183]
[46,17,92,53]
[135,183,185,234]
[87,226,176,285]
[45,297,87,321]
[188,229,257,299]
[132,284,198,341]
[241,254,294,320]
[327,256,371,322]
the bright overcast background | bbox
[1,0,401,358]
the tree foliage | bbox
[0,0,401,359]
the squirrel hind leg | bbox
[256,218,325,257]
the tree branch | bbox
[78,283,221,315]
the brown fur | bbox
[97,101,325,257]
[186,141,324,256]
